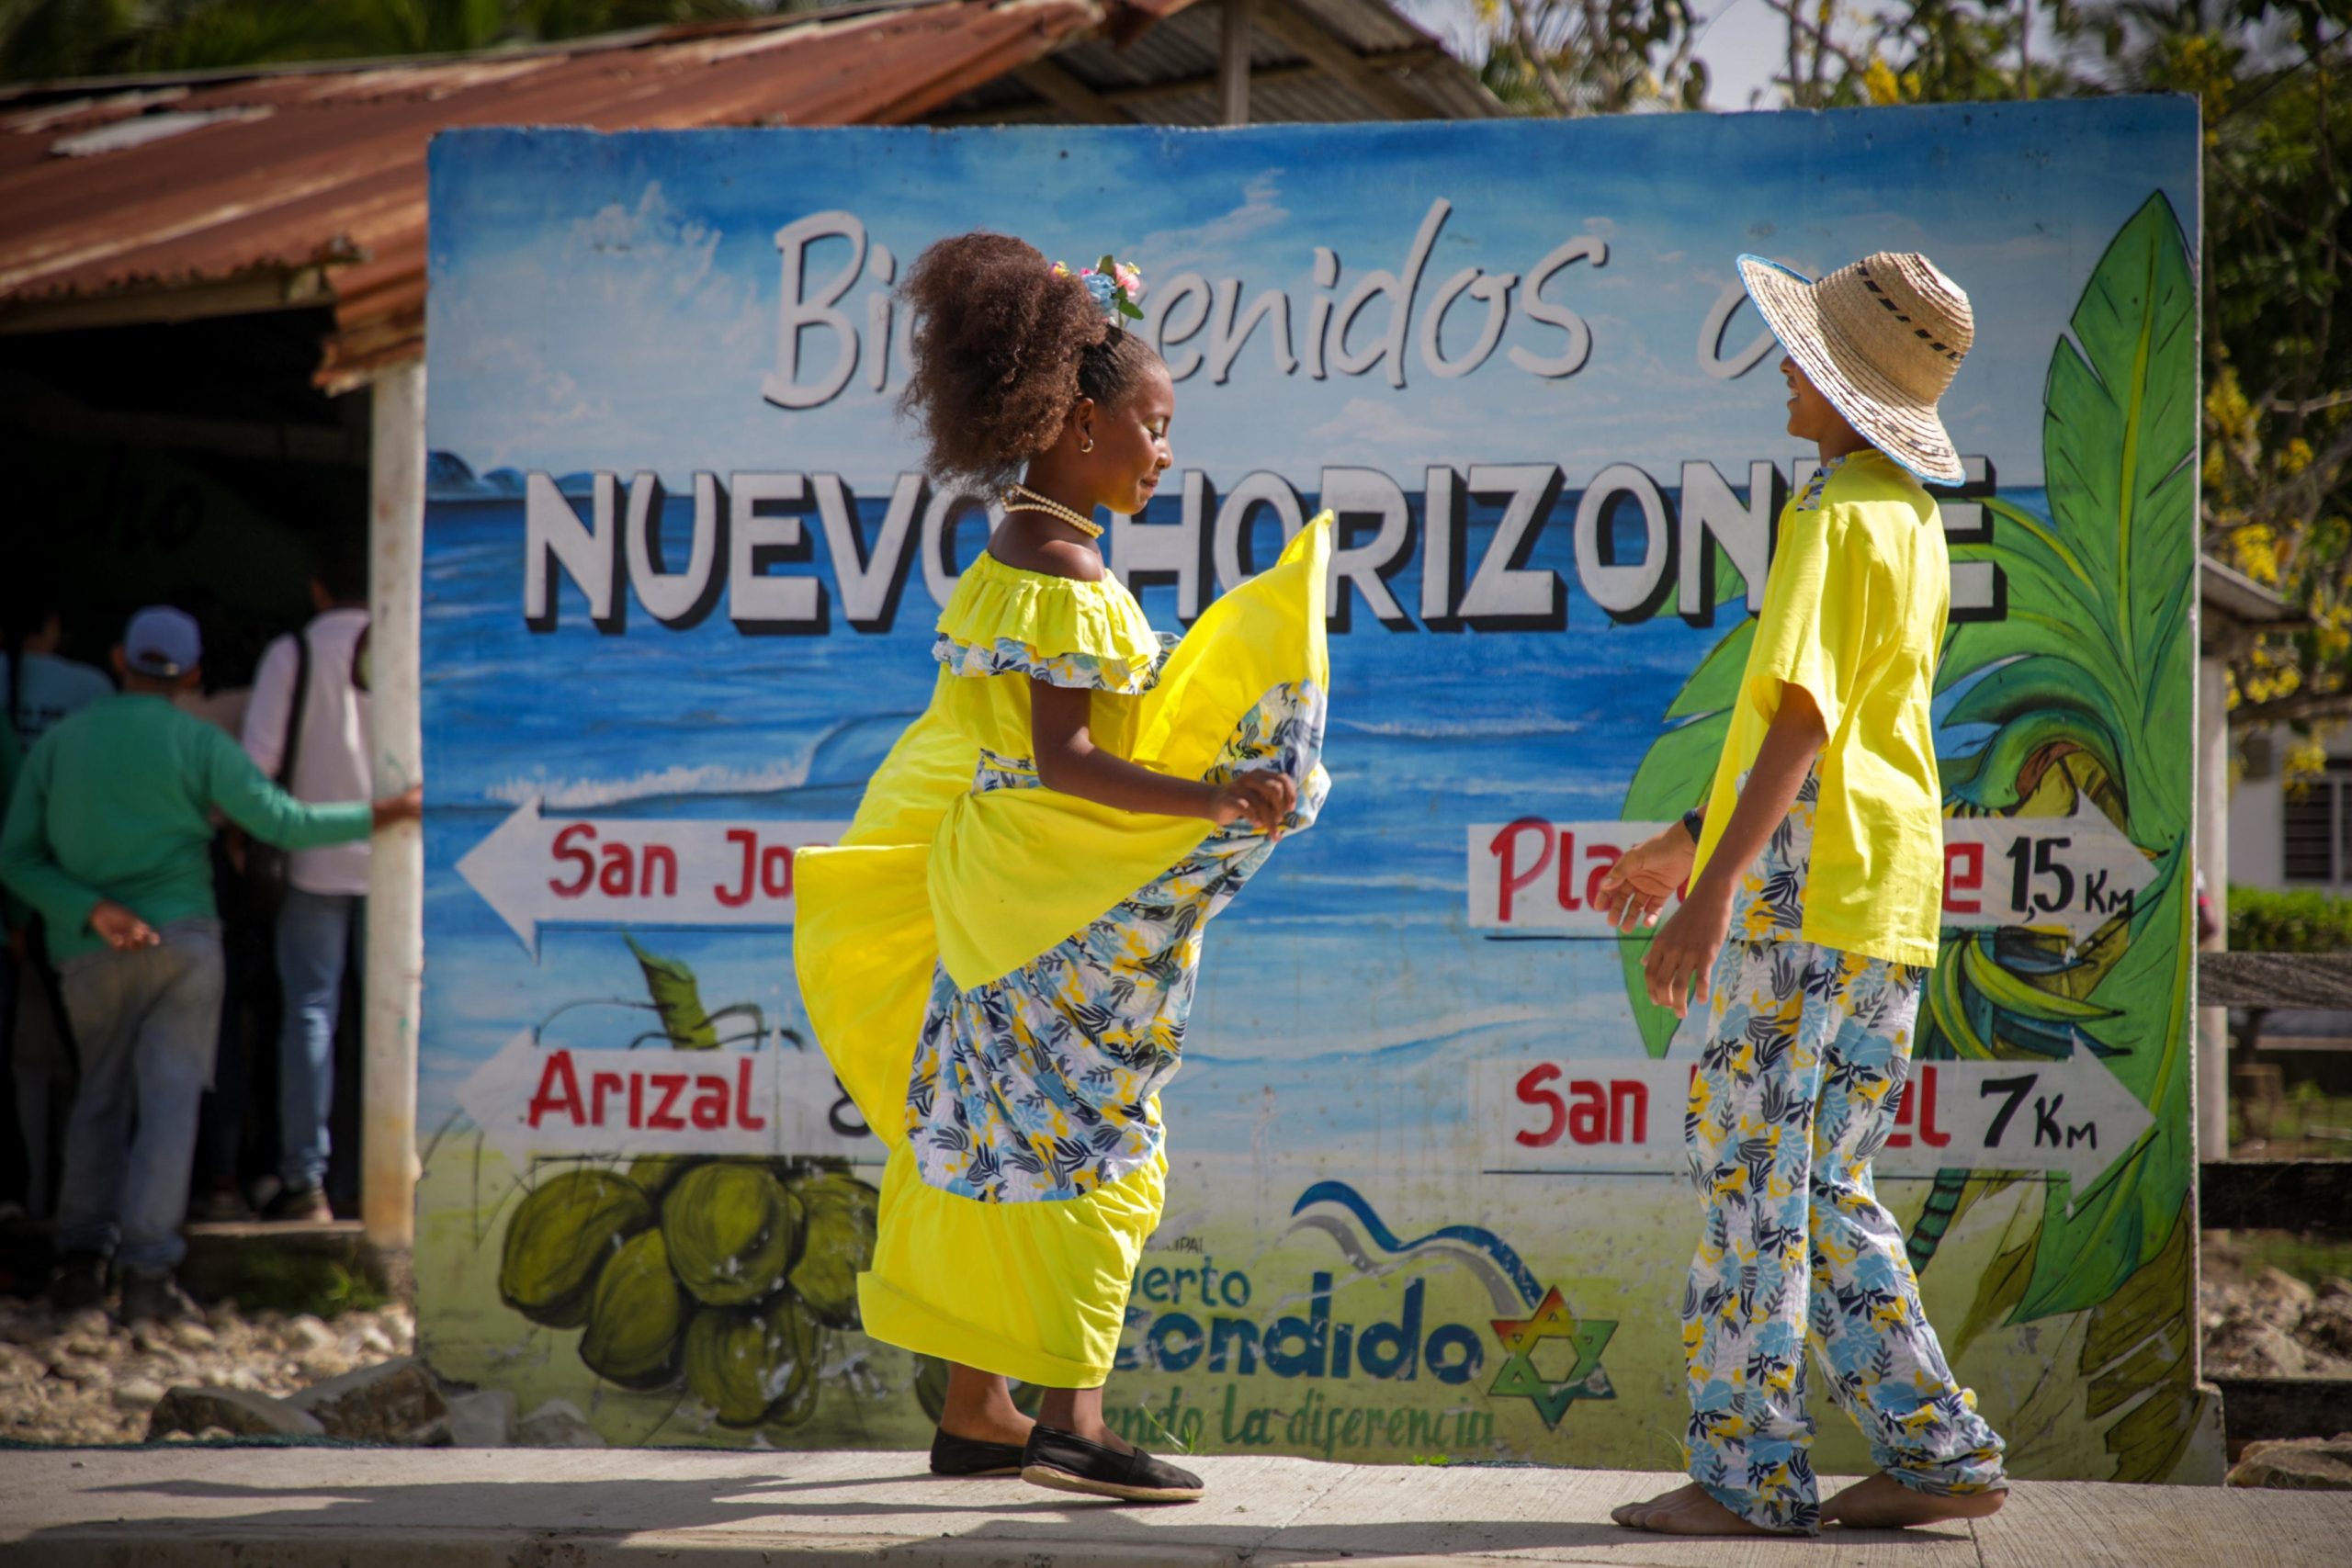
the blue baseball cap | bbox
[123,606,201,678]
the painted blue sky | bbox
[425,101,2198,494]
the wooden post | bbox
[2196,651,2229,1164]
[1221,0,1252,127]
[363,359,425,1277]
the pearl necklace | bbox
[1002,483,1103,539]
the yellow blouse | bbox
[927,549,1166,765]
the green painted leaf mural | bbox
[1954,191,2196,1325]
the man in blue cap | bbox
[0,606,421,1324]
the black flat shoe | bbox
[1020,1424,1204,1504]
[929,1427,1027,1477]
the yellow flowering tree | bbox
[1748,1,2352,778]
[2174,7,2352,777]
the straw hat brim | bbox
[1736,255,1964,487]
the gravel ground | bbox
[0,1294,413,1446]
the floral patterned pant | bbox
[1680,939,2008,1534]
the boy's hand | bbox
[1641,886,1731,1019]
[1597,824,1696,931]
[88,900,160,953]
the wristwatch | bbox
[1679,807,1705,844]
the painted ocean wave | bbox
[483,711,914,808]
[1331,714,1585,740]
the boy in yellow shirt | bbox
[1596,253,2008,1536]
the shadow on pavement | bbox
[20,1470,1968,1563]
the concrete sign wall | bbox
[418,104,2213,1483]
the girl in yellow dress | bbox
[793,232,1330,1504]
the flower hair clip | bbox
[1052,254,1146,322]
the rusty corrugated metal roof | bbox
[0,0,1178,389]
[933,0,1502,127]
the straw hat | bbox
[1736,251,1973,485]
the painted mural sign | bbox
[418,104,2211,1483]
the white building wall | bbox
[2225,725,2352,894]
[2230,771,2286,889]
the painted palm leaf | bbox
[624,933,764,1051]
[1940,192,2196,1326]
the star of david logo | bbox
[1487,1284,1617,1431]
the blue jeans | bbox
[277,889,362,1192]
[55,919,224,1274]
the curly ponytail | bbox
[898,231,1161,491]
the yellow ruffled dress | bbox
[794,515,1331,1387]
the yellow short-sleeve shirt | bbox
[1690,450,1950,966]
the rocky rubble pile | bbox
[0,1295,603,1449]
[2228,1434,2352,1490]
[2201,1268,2352,1380]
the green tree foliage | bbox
[2144,8,2352,766]
[1769,1,2351,771]
[1475,0,1708,112]
[0,0,783,80]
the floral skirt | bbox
[858,681,1327,1385]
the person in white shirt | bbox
[240,549,372,1222]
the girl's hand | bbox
[1595,824,1696,931]
[1640,884,1732,1019]
[1207,772,1297,838]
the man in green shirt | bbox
[0,607,420,1323]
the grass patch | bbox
[2228,1081,2352,1155]
[228,1253,389,1318]
[2223,1233,2352,1287]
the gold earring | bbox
[1080,434,1094,453]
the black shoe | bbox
[188,1182,256,1224]
[49,1252,107,1314]
[1020,1425,1204,1504]
[118,1268,197,1326]
[262,1184,334,1223]
[929,1427,1027,1477]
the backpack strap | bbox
[276,630,312,789]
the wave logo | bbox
[1289,1181,1617,1431]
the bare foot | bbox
[1610,1481,1780,1536]
[1610,1483,1694,1529]
[938,1362,1036,1449]
[938,1410,1035,1447]
[1823,1472,2007,1529]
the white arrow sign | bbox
[1940,806,2157,942]
[1476,1046,2154,1189]
[455,800,849,954]
[455,1030,873,1166]
[1469,796,2156,947]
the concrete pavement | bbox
[3,1447,2347,1567]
